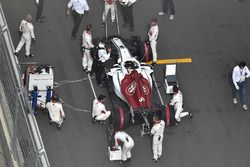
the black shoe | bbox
[101,22,105,27]
[29,54,34,58]
[82,67,87,71]
[130,26,134,31]
[14,52,18,56]
[111,22,116,27]
[36,19,44,23]
[57,124,61,130]
[92,118,96,124]
[25,55,29,58]
[40,15,46,19]
[175,121,180,126]
[189,112,193,119]
[126,158,131,165]
[152,61,156,66]
[120,161,127,167]
[152,158,158,163]
[86,70,90,74]
[98,83,104,87]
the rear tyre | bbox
[113,106,130,130]
[161,104,176,126]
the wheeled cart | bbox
[24,64,54,112]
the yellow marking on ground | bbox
[146,58,192,65]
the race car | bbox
[104,36,175,135]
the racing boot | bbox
[57,124,61,130]
[92,116,97,124]
[28,54,34,58]
[14,52,19,56]
[111,21,116,27]
[120,161,127,167]
[189,112,193,119]
[126,158,131,165]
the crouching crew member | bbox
[95,39,111,87]
[148,17,159,65]
[170,85,192,125]
[82,24,94,73]
[151,115,165,162]
[113,131,134,167]
[92,94,111,124]
[46,95,65,129]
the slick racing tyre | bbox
[161,104,176,126]
[113,106,130,130]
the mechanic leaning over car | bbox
[170,85,192,125]
[113,131,134,167]
[95,38,112,87]
[151,115,165,163]
[82,24,94,74]
[148,17,159,66]
[92,94,111,124]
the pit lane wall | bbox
[0,3,50,167]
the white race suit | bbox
[148,24,159,62]
[15,20,35,56]
[151,120,165,160]
[170,90,189,122]
[114,131,134,161]
[46,102,65,126]
[82,30,94,71]
[102,0,116,22]
[92,99,111,121]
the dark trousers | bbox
[95,61,105,84]
[232,81,247,105]
[120,5,134,28]
[71,10,83,38]
[36,0,44,20]
[162,0,175,15]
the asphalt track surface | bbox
[1,0,250,167]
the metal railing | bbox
[0,2,50,167]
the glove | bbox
[32,38,36,43]
[235,85,239,90]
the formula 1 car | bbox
[104,36,175,136]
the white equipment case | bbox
[164,64,178,94]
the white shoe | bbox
[233,98,237,104]
[243,105,248,110]
[158,11,167,16]
[169,14,175,20]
